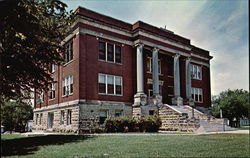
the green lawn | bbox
[1,133,249,158]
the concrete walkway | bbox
[21,129,249,136]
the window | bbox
[99,42,106,60]
[37,91,44,103]
[39,113,43,125]
[49,64,56,73]
[98,42,122,64]
[60,110,64,125]
[64,40,73,63]
[115,110,123,117]
[146,57,161,74]
[149,110,155,115]
[98,74,122,95]
[98,74,106,93]
[115,45,121,63]
[36,114,39,125]
[67,109,72,125]
[51,64,56,73]
[191,64,202,80]
[191,88,203,103]
[107,75,114,94]
[62,75,73,96]
[99,110,108,124]
[147,79,163,97]
[49,83,56,100]
[107,44,114,62]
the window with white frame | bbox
[191,88,203,102]
[147,79,163,97]
[39,113,43,125]
[49,83,56,100]
[51,64,56,73]
[98,42,122,64]
[62,75,73,96]
[99,110,108,124]
[115,110,123,117]
[60,110,64,125]
[49,64,56,73]
[64,40,73,63]
[37,91,44,103]
[36,114,39,125]
[98,74,122,95]
[146,57,161,74]
[191,64,202,80]
[67,109,72,125]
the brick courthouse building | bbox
[33,7,213,132]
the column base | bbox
[132,107,142,118]
[133,93,147,106]
[172,97,183,106]
[152,94,162,106]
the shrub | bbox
[105,116,161,133]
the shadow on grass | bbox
[1,134,93,157]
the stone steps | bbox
[159,104,236,133]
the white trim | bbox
[191,59,210,68]
[80,28,133,45]
[75,18,192,51]
[136,31,192,51]
[77,18,132,37]
[191,53,210,61]
[34,99,85,112]
[62,28,211,66]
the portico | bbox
[133,42,192,116]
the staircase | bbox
[159,104,236,133]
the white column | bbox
[133,43,147,107]
[152,48,159,95]
[136,43,144,93]
[185,57,192,100]
[174,54,180,97]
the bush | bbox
[105,116,161,133]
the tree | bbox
[0,0,74,101]
[212,89,249,127]
[1,101,33,132]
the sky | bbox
[62,0,249,96]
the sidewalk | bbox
[21,129,249,136]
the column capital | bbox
[186,57,191,61]
[135,42,144,48]
[152,47,159,53]
[174,53,180,58]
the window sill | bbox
[98,93,123,97]
[62,93,73,98]
[98,59,122,65]
[146,71,163,75]
[49,98,56,101]
[63,60,74,67]
[192,78,202,81]
[168,75,174,78]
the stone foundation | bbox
[159,104,199,132]
[33,104,80,133]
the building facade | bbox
[33,7,212,132]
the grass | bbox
[1,133,249,158]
